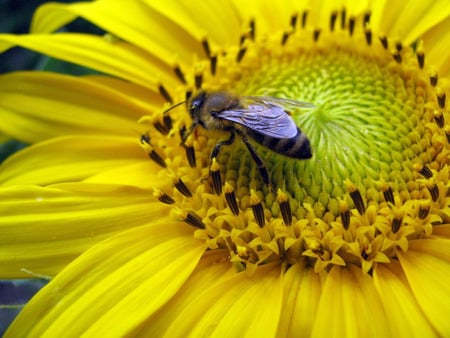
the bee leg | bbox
[208,131,235,194]
[237,132,271,188]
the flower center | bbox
[140,12,449,274]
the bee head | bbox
[189,91,206,119]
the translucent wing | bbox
[216,96,314,138]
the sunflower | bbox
[1,0,450,336]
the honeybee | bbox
[182,91,314,189]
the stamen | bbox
[140,134,166,168]
[195,72,203,90]
[346,180,366,215]
[163,115,173,131]
[429,70,438,86]
[185,90,193,103]
[330,11,338,31]
[414,163,433,178]
[416,44,425,69]
[176,209,205,229]
[237,46,247,62]
[301,10,308,28]
[281,31,292,45]
[339,200,351,230]
[153,189,175,204]
[249,19,256,41]
[250,190,265,227]
[224,182,239,215]
[277,189,292,226]
[427,184,439,202]
[173,65,187,84]
[158,84,173,104]
[348,16,355,35]
[363,11,371,25]
[153,121,169,135]
[313,29,321,42]
[290,13,298,30]
[379,35,388,49]
[392,50,402,63]
[340,8,346,29]
[391,210,403,233]
[380,182,395,204]
[210,157,222,195]
[174,177,192,197]
[433,110,445,128]
[202,38,211,58]
[364,25,372,45]
[210,54,217,75]
[419,201,431,219]
[395,41,402,52]
[437,87,446,108]
[183,136,196,167]
[445,126,450,143]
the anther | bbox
[173,65,187,84]
[330,11,338,31]
[153,189,175,204]
[340,8,346,29]
[414,163,433,178]
[195,72,203,90]
[210,157,222,195]
[429,70,438,86]
[427,184,439,202]
[158,84,173,104]
[445,126,450,143]
[236,46,247,62]
[381,183,395,204]
[433,110,445,128]
[363,11,371,25]
[313,29,321,42]
[290,13,298,30]
[346,180,366,215]
[210,54,217,75]
[174,177,192,197]
[163,115,173,131]
[183,136,196,167]
[339,200,351,230]
[379,35,388,49]
[395,41,402,52]
[177,209,206,229]
[250,190,265,227]
[392,50,402,63]
[140,134,166,168]
[416,50,425,69]
[153,121,169,135]
[419,200,431,219]
[437,88,446,108]
[224,182,239,215]
[281,31,292,45]
[391,214,403,233]
[348,16,355,35]
[185,90,193,103]
[277,189,292,226]
[364,26,372,45]
[202,38,211,58]
[301,10,308,28]
[249,19,256,41]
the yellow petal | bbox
[278,260,324,337]
[135,250,235,336]
[398,239,450,335]
[0,183,167,278]
[420,15,450,76]
[311,265,391,337]
[0,72,153,142]
[32,0,205,62]
[373,261,436,337]
[163,264,283,337]
[0,135,148,185]
[5,222,205,337]
[371,0,450,45]
[432,224,450,238]
[0,34,178,90]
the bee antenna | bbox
[162,101,186,115]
